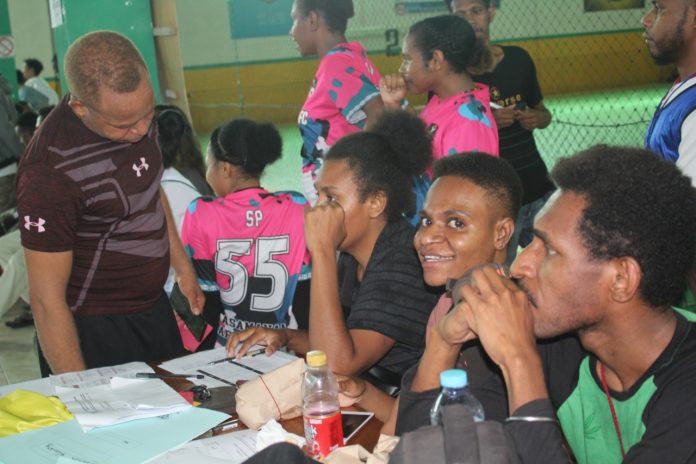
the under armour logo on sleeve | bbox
[132,157,149,177]
[24,216,46,233]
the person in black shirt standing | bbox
[445,0,555,262]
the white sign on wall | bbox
[0,36,15,58]
[49,0,63,28]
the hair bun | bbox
[369,109,432,176]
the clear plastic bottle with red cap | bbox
[302,350,344,458]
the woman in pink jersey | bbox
[381,14,499,224]
[181,119,311,350]
[290,0,384,205]
[382,15,498,161]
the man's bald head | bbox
[64,31,149,109]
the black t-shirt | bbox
[338,221,438,376]
[473,46,555,205]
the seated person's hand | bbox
[304,200,346,254]
[460,267,536,368]
[226,327,288,358]
[436,299,477,346]
[336,375,367,407]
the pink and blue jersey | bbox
[420,84,499,168]
[181,187,311,346]
[298,41,381,204]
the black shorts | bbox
[38,292,186,377]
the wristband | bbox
[505,416,558,424]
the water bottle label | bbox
[303,411,344,458]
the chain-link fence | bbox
[183,0,673,165]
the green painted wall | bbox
[50,0,161,101]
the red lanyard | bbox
[599,362,627,459]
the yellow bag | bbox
[0,389,74,437]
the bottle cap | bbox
[440,369,468,388]
[306,350,328,367]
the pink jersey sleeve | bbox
[181,198,213,263]
[299,43,381,169]
[314,47,381,137]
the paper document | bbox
[0,361,154,398]
[159,347,297,388]
[56,376,191,431]
[148,429,259,463]
[50,361,153,389]
[0,407,229,464]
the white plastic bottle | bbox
[302,350,344,458]
[430,369,485,425]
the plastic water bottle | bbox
[303,350,344,458]
[430,369,485,425]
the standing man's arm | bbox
[25,249,85,374]
[160,188,204,315]
[532,101,552,129]
[514,48,552,132]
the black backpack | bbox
[389,404,520,464]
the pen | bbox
[207,348,265,366]
[135,372,205,380]
[213,418,240,433]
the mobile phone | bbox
[342,411,374,442]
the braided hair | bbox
[408,15,484,74]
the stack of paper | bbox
[56,376,191,431]
[0,361,155,398]
[0,361,232,464]
[159,346,298,388]
[0,361,192,431]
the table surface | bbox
[156,365,383,452]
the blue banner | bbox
[228,0,294,39]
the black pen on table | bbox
[136,372,205,380]
[207,348,265,366]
